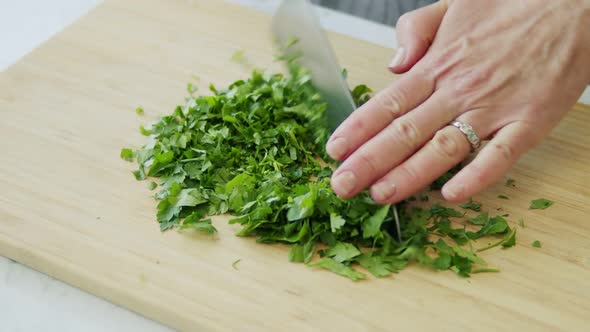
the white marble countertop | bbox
[1,1,589,331]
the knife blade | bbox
[271,0,402,242]
[271,0,356,131]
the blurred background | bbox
[312,0,436,26]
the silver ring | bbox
[450,121,481,150]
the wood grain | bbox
[1,0,589,331]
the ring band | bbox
[450,121,481,150]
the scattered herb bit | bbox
[468,212,488,226]
[135,106,144,115]
[468,215,510,240]
[505,178,515,187]
[497,194,509,200]
[477,227,516,252]
[232,259,242,270]
[532,240,542,248]
[460,198,481,212]
[330,213,346,233]
[351,84,372,106]
[147,181,157,190]
[139,125,153,136]
[178,218,217,235]
[310,258,366,281]
[120,148,134,162]
[326,242,361,263]
[518,218,525,228]
[419,194,429,202]
[501,228,517,248]
[530,198,554,210]
[123,53,521,281]
[473,267,500,273]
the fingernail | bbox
[443,184,464,201]
[372,181,397,202]
[326,137,348,160]
[388,47,405,68]
[332,171,357,197]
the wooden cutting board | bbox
[1,0,589,331]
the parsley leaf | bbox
[468,212,489,226]
[532,240,542,248]
[460,198,481,211]
[120,148,134,162]
[330,213,346,233]
[310,258,366,281]
[530,198,554,210]
[326,242,361,263]
[362,204,390,238]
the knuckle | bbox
[430,129,459,158]
[491,142,516,162]
[396,12,417,31]
[390,118,420,148]
[374,89,403,118]
[355,148,381,177]
[342,111,366,132]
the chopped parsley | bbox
[121,56,523,280]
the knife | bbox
[271,0,355,131]
[271,0,402,242]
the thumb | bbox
[388,1,450,74]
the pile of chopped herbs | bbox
[121,61,527,281]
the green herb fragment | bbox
[518,218,525,228]
[179,217,216,234]
[532,240,542,248]
[310,258,366,281]
[460,198,481,212]
[232,259,241,270]
[472,268,500,273]
[120,148,134,162]
[468,212,489,225]
[501,228,517,248]
[123,55,520,281]
[468,215,509,240]
[330,213,346,233]
[497,194,509,200]
[362,204,390,238]
[505,178,515,187]
[139,125,152,136]
[326,242,361,263]
[135,107,144,115]
[356,253,407,277]
[530,199,554,210]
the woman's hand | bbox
[326,0,590,203]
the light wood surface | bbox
[1,1,589,331]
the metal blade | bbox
[271,0,356,130]
[272,0,402,242]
